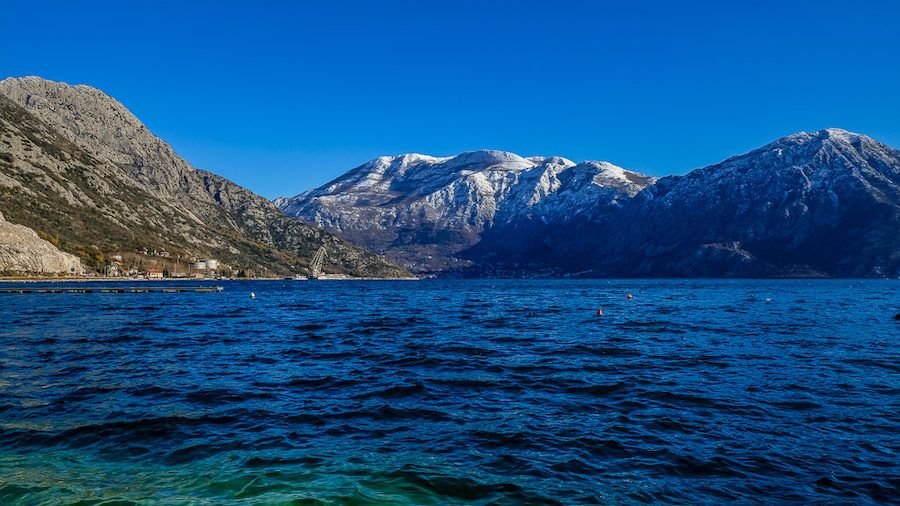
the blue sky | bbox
[3,1,899,198]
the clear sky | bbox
[3,1,899,198]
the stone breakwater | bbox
[0,211,82,275]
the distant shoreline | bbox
[1,275,895,283]
[0,276,419,283]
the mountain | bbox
[580,128,900,277]
[0,77,408,277]
[279,129,900,278]
[277,150,655,272]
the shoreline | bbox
[0,276,419,283]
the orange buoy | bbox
[626,293,633,299]
[596,308,604,316]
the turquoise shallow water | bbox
[0,279,898,504]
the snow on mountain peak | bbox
[276,147,658,263]
[776,128,872,149]
[442,150,533,170]
[581,160,627,175]
[526,156,576,167]
[572,161,656,194]
[276,128,899,275]
[820,127,856,139]
[366,153,447,172]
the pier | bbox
[0,286,224,294]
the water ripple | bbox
[0,278,898,503]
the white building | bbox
[193,259,220,271]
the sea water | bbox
[0,279,898,504]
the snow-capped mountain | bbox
[586,128,900,277]
[279,129,900,277]
[277,150,656,271]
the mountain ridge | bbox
[2,75,894,278]
[279,128,899,277]
[0,76,409,277]
[278,149,656,272]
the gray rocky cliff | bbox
[0,211,83,275]
[0,76,408,277]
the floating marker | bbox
[626,293,633,299]
[596,308,603,316]
[250,292,256,299]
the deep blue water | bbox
[0,279,898,504]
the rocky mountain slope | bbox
[581,128,900,277]
[279,129,900,277]
[277,151,655,272]
[0,211,82,275]
[0,77,408,277]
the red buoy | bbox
[596,308,604,316]
[626,293,633,299]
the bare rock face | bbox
[0,76,408,278]
[0,211,82,275]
